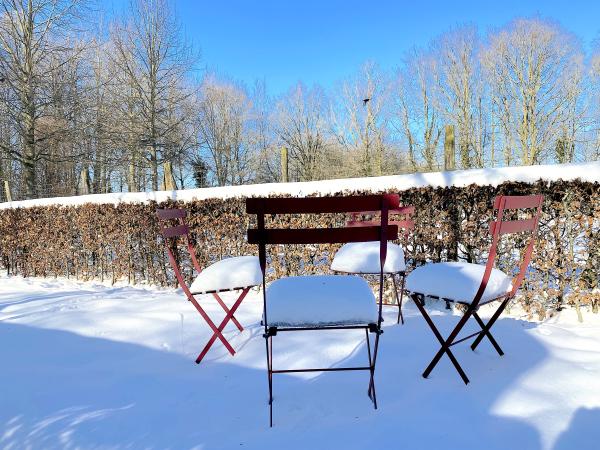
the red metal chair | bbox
[246,194,399,426]
[331,205,415,324]
[405,194,543,384]
[156,208,262,364]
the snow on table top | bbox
[1,160,598,210]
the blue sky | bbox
[109,0,600,95]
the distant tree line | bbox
[0,1,599,200]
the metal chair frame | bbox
[246,194,400,426]
[156,208,254,364]
[408,194,544,384]
[336,205,415,324]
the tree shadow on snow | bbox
[0,322,271,449]
[0,305,551,450]
[260,305,547,450]
[553,407,600,450]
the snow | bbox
[266,275,378,326]
[406,262,513,303]
[189,256,262,294]
[1,160,599,210]
[1,273,600,449]
[331,241,406,273]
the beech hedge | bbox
[0,179,598,318]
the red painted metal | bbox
[246,193,399,215]
[494,194,544,210]
[489,217,537,235]
[156,207,253,364]
[156,208,187,219]
[161,224,190,238]
[339,202,415,324]
[247,194,398,426]
[247,225,398,245]
[411,194,544,384]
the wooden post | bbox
[444,124,459,262]
[4,180,12,202]
[163,161,176,191]
[281,147,288,183]
[444,125,455,171]
[77,168,91,195]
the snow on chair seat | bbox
[406,261,512,304]
[190,255,262,294]
[266,275,378,327]
[330,204,414,325]
[405,194,544,385]
[331,241,406,274]
[157,208,259,365]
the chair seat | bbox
[330,241,406,274]
[190,255,262,294]
[266,275,378,327]
[405,262,512,304]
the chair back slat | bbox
[346,204,414,232]
[156,208,187,219]
[247,193,397,335]
[489,217,537,235]
[155,207,203,277]
[392,219,415,230]
[347,219,414,230]
[162,224,189,238]
[471,194,543,308]
[248,225,398,245]
[493,195,543,210]
[348,205,414,217]
[246,194,399,215]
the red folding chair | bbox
[246,194,400,426]
[405,194,543,384]
[331,205,415,324]
[156,208,262,364]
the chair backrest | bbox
[247,194,400,330]
[346,204,415,237]
[156,208,202,283]
[472,194,544,307]
[246,194,400,275]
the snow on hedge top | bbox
[1,161,599,210]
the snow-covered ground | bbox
[1,274,599,449]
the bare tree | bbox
[274,83,328,181]
[331,62,393,176]
[482,18,584,165]
[196,76,252,186]
[247,79,279,183]
[588,50,600,161]
[110,0,195,191]
[392,50,441,171]
[432,26,489,168]
[0,0,88,198]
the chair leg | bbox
[365,329,375,406]
[391,273,406,325]
[212,292,244,331]
[187,296,236,356]
[411,293,471,385]
[471,300,509,354]
[195,288,250,363]
[366,329,379,409]
[265,334,274,427]
[472,312,503,355]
